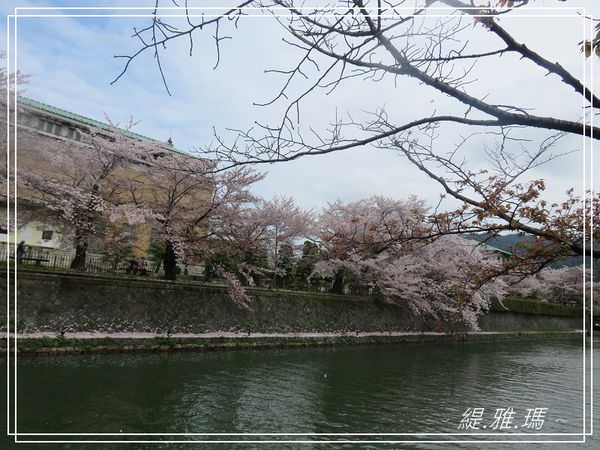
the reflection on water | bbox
[2,338,598,449]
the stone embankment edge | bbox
[2,331,582,356]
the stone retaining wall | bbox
[1,269,583,334]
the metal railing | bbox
[0,242,163,277]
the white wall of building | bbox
[0,206,63,248]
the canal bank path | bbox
[4,330,584,355]
[12,330,584,339]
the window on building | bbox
[44,120,54,134]
[0,226,7,234]
[150,227,161,242]
[41,229,53,241]
[122,224,135,244]
[88,222,106,252]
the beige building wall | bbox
[1,98,208,263]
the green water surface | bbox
[2,338,598,449]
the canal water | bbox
[2,338,599,449]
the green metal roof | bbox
[17,95,186,154]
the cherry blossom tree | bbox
[127,149,265,280]
[206,203,270,286]
[295,240,325,289]
[541,267,600,306]
[504,272,544,299]
[113,0,599,277]
[0,52,28,114]
[257,196,315,286]
[0,54,28,237]
[318,195,429,292]
[508,265,600,306]
[379,134,600,276]
[320,195,429,256]
[310,196,505,329]
[19,120,153,269]
[313,234,505,330]
[205,197,312,287]
[0,53,29,201]
[208,202,268,265]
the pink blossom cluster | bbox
[311,197,507,330]
[507,266,599,306]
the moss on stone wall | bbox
[490,296,583,317]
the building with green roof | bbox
[16,96,186,154]
[1,97,205,277]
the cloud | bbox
[1,0,597,213]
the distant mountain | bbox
[464,233,586,268]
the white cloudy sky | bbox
[1,0,598,211]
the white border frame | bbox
[3,4,595,445]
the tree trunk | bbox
[163,240,178,281]
[154,256,163,274]
[330,268,345,294]
[70,242,88,270]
